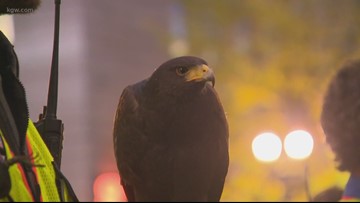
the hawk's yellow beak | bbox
[185,65,215,86]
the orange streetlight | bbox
[284,129,314,201]
[93,172,127,202]
[251,129,315,201]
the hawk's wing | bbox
[113,80,147,201]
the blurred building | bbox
[12,0,175,201]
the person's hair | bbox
[321,59,360,172]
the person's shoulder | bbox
[340,196,360,202]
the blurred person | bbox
[321,59,360,201]
[0,0,78,201]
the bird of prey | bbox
[113,56,229,202]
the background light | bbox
[93,172,127,202]
[284,130,314,160]
[252,132,282,162]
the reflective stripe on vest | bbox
[1,137,34,201]
[0,119,61,201]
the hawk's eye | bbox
[176,67,189,76]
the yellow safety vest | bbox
[0,119,73,202]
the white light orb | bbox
[284,130,314,160]
[252,132,282,162]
